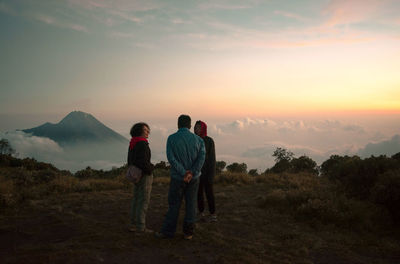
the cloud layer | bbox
[1,131,125,172]
[2,116,399,173]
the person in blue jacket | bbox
[156,114,206,240]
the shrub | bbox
[32,169,57,184]
[372,170,400,222]
[11,168,35,186]
[153,168,170,178]
[268,148,318,174]
[226,162,247,173]
[290,155,318,174]
[269,160,291,173]
[215,172,254,185]
[392,152,400,161]
[296,194,380,230]
[272,147,294,163]
[259,173,382,230]
[47,176,80,194]
[75,166,96,179]
[248,169,258,176]
[0,175,16,208]
[216,161,226,174]
[321,155,400,199]
[0,139,15,155]
[154,161,170,170]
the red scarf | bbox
[198,121,207,138]
[129,137,148,150]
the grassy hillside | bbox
[1,155,400,263]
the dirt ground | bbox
[1,183,399,264]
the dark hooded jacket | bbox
[197,121,216,180]
[127,137,154,175]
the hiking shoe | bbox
[128,225,136,232]
[155,232,171,239]
[137,228,154,234]
[209,214,218,222]
[184,234,193,240]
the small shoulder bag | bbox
[126,165,143,183]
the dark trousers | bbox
[197,175,215,214]
[161,177,200,237]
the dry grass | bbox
[1,182,399,264]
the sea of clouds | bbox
[2,117,399,173]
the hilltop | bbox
[1,155,400,263]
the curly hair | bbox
[130,122,150,137]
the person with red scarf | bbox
[194,120,217,222]
[127,122,154,233]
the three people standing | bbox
[128,115,217,239]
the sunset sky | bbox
[1,0,399,171]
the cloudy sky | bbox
[1,0,399,171]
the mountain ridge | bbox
[23,111,128,146]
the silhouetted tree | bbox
[226,162,247,173]
[272,147,294,163]
[248,169,258,176]
[291,155,318,174]
[216,161,226,174]
[0,139,15,155]
[392,152,400,161]
[154,161,170,170]
[270,147,294,173]
[75,166,95,179]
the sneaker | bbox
[209,214,217,222]
[155,232,171,239]
[184,234,193,240]
[136,228,154,234]
[128,225,136,232]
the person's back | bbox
[167,127,205,181]
[157,114,205,240]
[201,135,216,178]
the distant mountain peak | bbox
[23,111,127,146]
[60,111,96,123]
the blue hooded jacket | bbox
[166,128,206,181]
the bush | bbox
[75,166,96,179]
[0,139,15,155]
[226,162,247,173]
[291,155,318,174]
[259,173,383,230]
[296,194,380,230]
[248,169,258,176]
[154,161,170,170]
[216,161,226,174]
[268,148,318,174]
[0,175,16,208]
[153,168,170,178]
[32,169,57,184]
[321,155,400,199]
[215,172,254,185]
[372,170,400,222]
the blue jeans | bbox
[161,177,200,237]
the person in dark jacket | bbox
[194,120,217,222]
[127,122,154,233]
